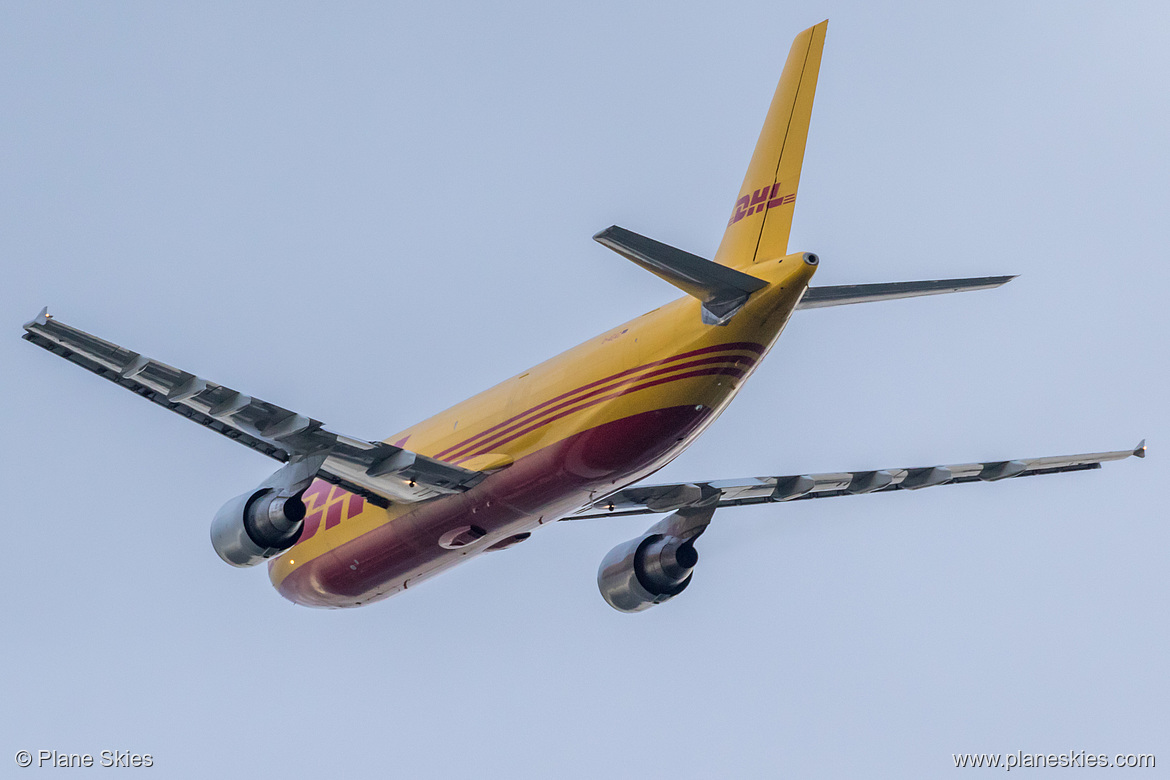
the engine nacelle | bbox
[210,488,307,567]
[597,532,700,613]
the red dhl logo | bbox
[296,479,365,544]
[727,183,795,226]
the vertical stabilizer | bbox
[713,21,826,268]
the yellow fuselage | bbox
[271,252,817,607]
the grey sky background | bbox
[2,2,1166,777]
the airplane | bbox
[23,20,1144,612]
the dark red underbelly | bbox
[276,405,709,607]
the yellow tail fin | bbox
[714,21,827,268]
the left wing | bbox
[568,442,1146,519]
[22,308,483,506]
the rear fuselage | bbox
[270,253,817,607]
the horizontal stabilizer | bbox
[594,225,767,325]
[798,275,1015,309]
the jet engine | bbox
[597,532,700,612]
[210,488,307,567]
[596,505,716,612]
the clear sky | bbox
[2,2,1166,777]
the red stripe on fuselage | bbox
[432,342,764,460]
[451,364,747,464]
[445,355,756,462]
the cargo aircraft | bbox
[24,21,1144,611]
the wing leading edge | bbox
[568,442,1146,519]
[22,309,483,506]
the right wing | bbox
[568,442,1146,519]
[22,309,484,506]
